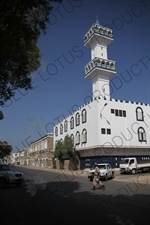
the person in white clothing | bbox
[92,162,105,190]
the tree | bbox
[63,134,74,158]
[54,135,79,170]
[0,141,12,158]
[0,111,4,120]
[54,140,66,169]
[63,135,79,170]
[0,0,62,107]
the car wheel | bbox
[132,169,136,174]
[105,174,108,181]
[0,178,7,188]
[90,178,93,181]
[16,183,22,187]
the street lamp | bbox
[100,103,108,118]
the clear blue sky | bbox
[0,0,150,153]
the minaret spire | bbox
[96,15,100,25]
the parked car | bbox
[0,164,25,188]
[88,163,115,181]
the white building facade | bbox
[53,20,150,170]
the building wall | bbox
[53,97,150,169]
[97,99,150,148]
[54,99,150,148]
[24,133,54,167]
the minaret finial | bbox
[96,15,100,25]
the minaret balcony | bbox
[84,57,116,78]
[84,23,113,46]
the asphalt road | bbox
[0,166,150,225]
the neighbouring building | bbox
[53,19,150,170]
[17,149,28,166]
[27,133,53,167]
[7,152,19,165]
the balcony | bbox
[84,57,116,77]
[84,23,113,46]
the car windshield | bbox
[0,165,12,171]
[120,159,129,164]
[99,165,106,169]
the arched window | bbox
[108,30,112,37]
[82,129,87,143]
[102,60,106,68]
[60,124,63,134]
[100,28,103,34]
[75,113,80,126]
[136,107,144,121]
[64,120,68,132]
[55,127,58,137]
[70,134,74,145]
[106,61,110,69]
[103,29,107,36]
[138,127,146,142]
[82,109,87,123]
[75,131,80,145]
[70,117,74,129]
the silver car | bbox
[88,163,115,181]
[0,164,25,188]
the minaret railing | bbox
[84,24,113,45]
[84,57,116,76]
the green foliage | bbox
[63,135,79,170]
[64,135,79,170]
[54,135,78,170]
[52,156,56,169]
[0,111,4,120]
[54,140,65,169]
[0,0,62,106]
[0,141,12,158]
[63,134,74,158]
[54,140,66,160]
[69,154,79,171]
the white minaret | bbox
[84,17,116,100]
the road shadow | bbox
[1,176,150,225]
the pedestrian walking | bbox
[92,162,105,190]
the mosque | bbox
[53,19,150,169]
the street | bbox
[0,166,150,225]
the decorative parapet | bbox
[110,98,150,106]
[83,23,113,45]
[84,57,116,76]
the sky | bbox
[0,0,150,153]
